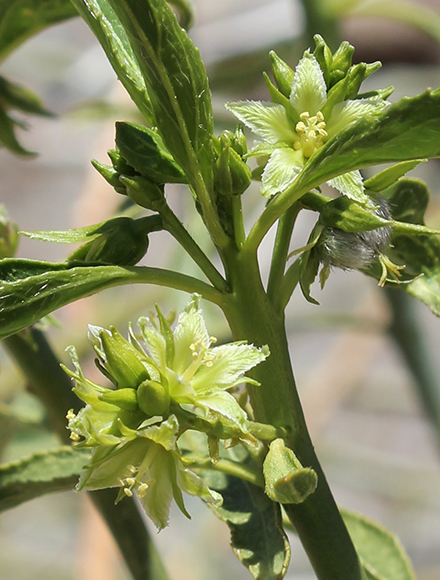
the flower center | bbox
[293,111,328,158]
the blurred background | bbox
[2,0,440,578]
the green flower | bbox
[226,49,389,202]
[64,295,269,528]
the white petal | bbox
[138,318,167,370]
[290,52,327,115]
[327,170,370,205]
[191,343,268,394]
[261,148,304,198]
[226,101,296,144]
[173,295,210,374]
[327,97,389,137]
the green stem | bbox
[159,202,229,291]
[220,250,363,580]
[267,203,301,308]
[385,288,440,448]
[4,328,170,580]
[279,256,303,310]
[232,195,246,249]
[189,458,264,487]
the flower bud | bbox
[98,387,138,411]
[331,41,355,77]
[88,325,150,388]
[263,439,318,504]
[91,159,127,195]
[269,50,295,98]
[0,205,18,258]
[120,175,166,211]
[68,217,150,266]
[137,379,170,416]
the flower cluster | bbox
[64,295,269,529]
[226,36,391,202]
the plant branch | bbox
[158,202,229,292]
[188,457,264,487]
[267,203,301,308]
[3,328,170,580]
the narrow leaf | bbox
[364,160,426,192]
[203,468,290,580]
[69,0,154,123]
[0,0,78,62]
[341,508,416,580]
[107,0,214,186]
[0,446,91,512]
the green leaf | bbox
[341,508,416,580]
[366,179,440,315]
[203,466,290,580]
[364,160,426,192]
[0,0,78,62]
[115,122,187,184]
[0,260,141,339]
[69,0,154,123]
[0,446,91,512]
[0,75,53,116]
[298,89,440,192]
[107,0,214,187]
[0,105,35,156]
[0,259,218,340]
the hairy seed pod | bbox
[318,197,392,271]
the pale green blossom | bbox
[226,50,389,201]
[64,295,269,529]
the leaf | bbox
[107,0,214,187]
[115,122,187,184]
[0,105,35,156]
[364,160,426,192]
[298,89,440,192]
[0,259,215,341]
[202,465,290,580]
[0,446,91,512]
[341,508,416,580]
[0,260,142,340]
[69,0,154,123]
[365,179,440,315]
[0,0,78,62]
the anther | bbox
[123,488,133,497]
[70,432,81,441]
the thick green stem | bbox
[3,328,170,580]
[220,250,363,580]
[386,288,440,448]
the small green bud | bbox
[331,40,355,76]
[345,63,367,100]
[91,159,126,195]
[269,51,294,98]
[107,148,138,176]
[0,205,18,258]
[98,387,138,411]
[120,175,166,211]
[215,135,252,197]
[137,379,170,416]
[313,35,332,86]
[263,439,318,504]
[232,125,247,156]
[88,325,150,388]
[68,217,150,266]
